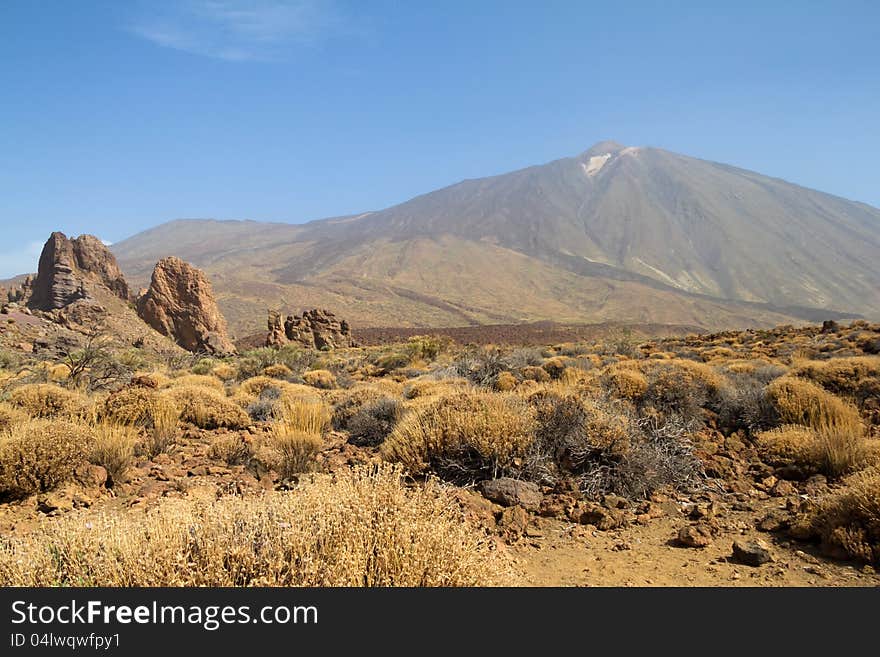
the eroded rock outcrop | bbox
[28,233,129,310]
[266,308,355,350]
[137,257,236,355]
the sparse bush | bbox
[374,351,411,372]
[162,387,250,430]
[402,377,470,400]
[797,467,880,563]
[88,423,137,486]
[303,369,336,390]
[713,374,779,435]
[756,420,870,478]
[348,398,404,447]
[328,386,384,430]
[405,335,444,362]
[262,430,323,478]
[504,348,544,369]
[239,375,280,397]
[0,349,20,370]
[520,365,550,383]
[191,358,217,375]
[578,414,704,500]
[766,376,861,429]
[142,397,180,458]
[101,386,158,427]
[208,434,253,466]
[263,363,293,379]
[449,347,508,386]
[246,386,283,422]
[493,371,517,391]
[0,420,90,498]
[0,465,509,586]
[165,374,224,390]
[542,357,568,380]
[9,384,89,418]
[382,391,536,482]
[274,396,331,436]
[640,360,724,421]
[210,362,237,381]
[602,367,648,400]
[790,356,880,408]
[0,402,27,432]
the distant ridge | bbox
[112,142,880,334]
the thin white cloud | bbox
[128,0,348,61]
[0,241,44,280]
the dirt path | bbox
[509,502,879,587]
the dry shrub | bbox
[0,402,27,432]
[9,384,89,418]
[88,422,137,486]
[639,360,724,420]
[520,365,550,383]
[766,376,861,429]
[208,434,253,466]
[757,420,870,478]
[303,369,337,390]
[275,396,331,436]
[403,377,470,400]
[798,467,880,563]
[262,430,323,478]
[165,374,224,390]
[329,385,386,430]
[347,398,404,447]
[210,363,237,382]
[382,391,536,482]
[263,363,293,379]
[542,356,568,379]
[142,397,180,458]
[162,387,250,430]
[131,371,168,388]
[602,366,648,400]
[0,419,91,498]
[790,356,880,408]
[0,465,509,586]
[757,425,823,466]
[239,376,279,397]
[101,386,158,426]
[494,371,517,392]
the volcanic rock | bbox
[136,256,236,355]
[28,233,129,310]
[266,308,355,350]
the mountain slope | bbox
[112,142,879,335]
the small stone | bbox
[772,479,798,497]
[677,523,714,548]
[731,539,775,566]
[480,478,543,511]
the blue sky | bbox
[1,0,879,278]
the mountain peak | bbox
[582,140,627,157]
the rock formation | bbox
[136,256,236,355]
[266,308,355,350]
[28,233,129,310]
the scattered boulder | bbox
[136,257,236,355]
[28,232,129,310]
[480,478,543,511]
[731,539,775,566]
[677,523,715,548]
[266,308,355,350]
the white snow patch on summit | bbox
[582,153,611,176]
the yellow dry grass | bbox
[766,376,861,429]
[0,465,511,586]
[382,391,536,476]
[164,374,224,390]
[0,419,91,498]
[9,384,90,419]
